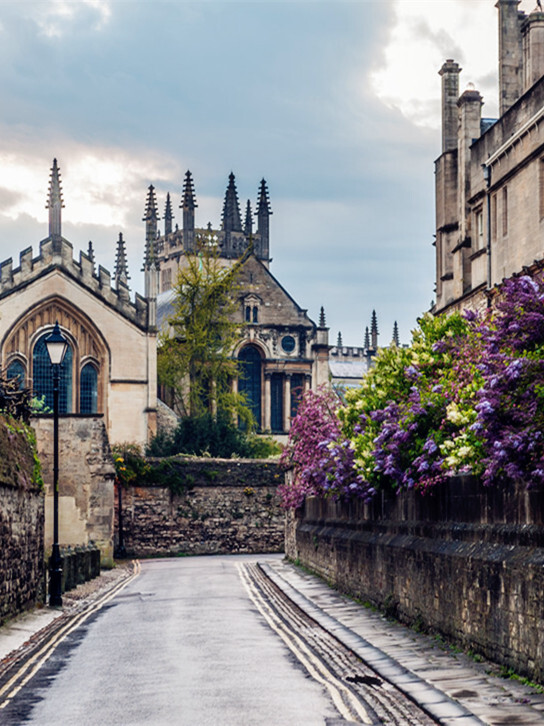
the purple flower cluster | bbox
[280,273,544,510]
[278,387,374,509]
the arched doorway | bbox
[238,345,262,429]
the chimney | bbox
[522,9,544,91]
[439,60,461,153]
[497,0,524,115]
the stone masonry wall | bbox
[33,415,115,567]
[0,415,44,623]
[286,476,544,683]
[118,458,284,556]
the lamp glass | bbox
[45,322,68,366]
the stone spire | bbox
[371,310,378,349]
[143,185,159,328]
[143,185,159,270]
[392,321,400,346]
[337,331,343,348]
[164,192,173,236]
[181,170,197,252]
[256,178,272,260]
[319,306,326,327]
[222,172,242,235]
[46,158,64,240]
[244,200,253,237]
[87,241,96,274]
[364,326,370,350]
[114,232,130,288]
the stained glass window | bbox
[80,363,98,414]
[238,345,262,429]
[32,333,73,413]
[6,360,25,389]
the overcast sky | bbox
[0,0,534,346]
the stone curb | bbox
[259,561,486,726]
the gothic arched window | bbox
[80,362,98,414]
[32,333,73,413]
[6,359,25,389]
[238,345,262,429]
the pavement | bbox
[1,556,543,726]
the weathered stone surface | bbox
[0,415,44,623]
[117,458,284,556]
[286,476,544,683]
[33,415,115,567]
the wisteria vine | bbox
[279,274,544,508]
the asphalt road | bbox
[1,555,343,726]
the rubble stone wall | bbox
[0,415,44,623]
[286,476,544,683]
[118,458,284,556]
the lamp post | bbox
[45,321,68,607]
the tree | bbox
[157,239,253,425]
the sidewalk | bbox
[263,558,544,726]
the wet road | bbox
[1,555,342,726]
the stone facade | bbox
[286,477,544,683]
[33,415,115,567]
[152,173,330,434]
[0,160,158,448]
[434,1,544,316]
[0,415,44,623]
[117,458,284,556]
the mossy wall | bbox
[0,415,44,622]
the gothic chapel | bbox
[0,160,158,447]
[153,171,330,434]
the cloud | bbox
[32,0,111,37]
[371,0,500,127]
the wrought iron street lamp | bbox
[45,321,68,607]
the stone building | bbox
[152,172,330,434]
[0,160,158,446]
[0,160,158,563]
[434,0,544,315]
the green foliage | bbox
[112,443,151,487]
[147,413,282,459]
[157,240,253,424]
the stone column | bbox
[283,374,292,433]
[264,373,271,432]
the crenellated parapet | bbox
[0,236,149,330]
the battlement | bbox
[0,236,149,329]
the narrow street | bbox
[1,555,543,726]
[0,555,436,726]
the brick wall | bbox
[0,415,44,623]
[117,458,284,556]
[286,476,544,683]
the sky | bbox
[0,0,535,346]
